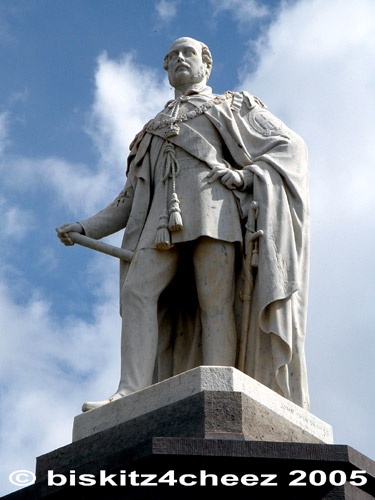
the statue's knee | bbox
[121,281,154,309]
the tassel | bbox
[155,208,172,250]
[168,192,183,232]
[251,241,259,267]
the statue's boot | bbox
[81,391,127,412]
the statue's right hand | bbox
[55,222,83,246]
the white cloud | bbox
[239,0,375,458]
[86,52,171,169]
[0,202,35,241]
[0,111,9,155]
[210,0,270,24]
[0,54,171,223]
[239,0,375,222]
[0,257,122,494]
[0,7,13,45]
[1,154,111,217]
[155,0,179,22]
[0,51,173,495]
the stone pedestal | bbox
[3,367,374,499]
[72,366,333,443]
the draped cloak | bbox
[80,90,310,410]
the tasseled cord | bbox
[155,142,183,250]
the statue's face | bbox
[166,38,208,89]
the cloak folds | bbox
[142,92,309,409]
[82,91,310,409]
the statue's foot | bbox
[82,392,125,412]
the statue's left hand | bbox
[205,165,244,190]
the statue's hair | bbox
[163,38,213,79]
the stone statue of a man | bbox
[57,37,310,411]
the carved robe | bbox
[80,89,310,409]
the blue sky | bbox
[1,0,375,495]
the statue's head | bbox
[163,37,213,89]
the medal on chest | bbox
[164,122,180,138]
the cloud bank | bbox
[239,0,375,451]
[0,53,170,495]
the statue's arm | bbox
[78,182,134,240]
[56,176,134,245]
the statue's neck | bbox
[174,82,212,98]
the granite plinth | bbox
[3,438,374,499]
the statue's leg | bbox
[193,237,237,366]
[117,247,179,394]
[81,247,179,411]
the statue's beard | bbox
[169,64,208,88]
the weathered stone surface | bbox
[73,366,333,443]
